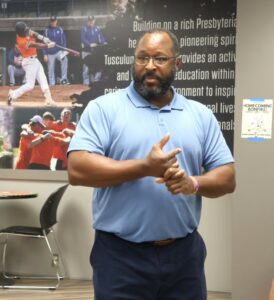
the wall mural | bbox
[0,0,236,179]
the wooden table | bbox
[0,191,38,287]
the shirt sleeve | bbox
[68,100,110,156]
[202,109,234,172]
[80,26,90,48]
[60,28,67,47]
[42,29,48,55]
[98,28,106,44]
[8,49,14,65]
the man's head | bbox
[132,29,181,100]
[87,15,95,27]
[61,108,72,123]
[29,115,46,133]
[15,22,29,37]
[49,16,58,28]
[43,111,55,128]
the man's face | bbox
[132,32,179,100]
[30,123,43,133]
[61,111,71,123]
[88,20,95,27]
[43,118,54,129]
[50,20,58,28]
[25,27,30,37]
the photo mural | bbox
[0,0,236,177]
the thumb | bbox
[157,133,170,149]
[155,177,165,184]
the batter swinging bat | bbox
[29,29,80,56]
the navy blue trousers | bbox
[90,230,207,300]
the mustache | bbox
[141,73,162,82]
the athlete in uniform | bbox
[51,108,75,170]
[8,22,56,106]
[15,126,34,169]
[27,115,71,170]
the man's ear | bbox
[175,56,182,70]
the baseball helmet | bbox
[15,22,29,37]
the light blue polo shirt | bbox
[68,82,234,242]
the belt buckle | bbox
[152,238,176,246]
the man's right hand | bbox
[43,37,51,44]
[144,134,181,178]
[42,132,51,140]
[47,42,56,48]
[43,55,48,63]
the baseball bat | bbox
[55,44,80,57]
[29,29,81,56]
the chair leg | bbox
[43,231,62,285]
[1,234,18,280]
[51,231,67,279]
[1,232,62,290]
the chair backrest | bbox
[40,184,69,230]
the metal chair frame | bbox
[0,184,68,290]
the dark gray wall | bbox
[233,0,274,299]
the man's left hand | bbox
[155,165,195,195]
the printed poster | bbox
[241,98,273,139]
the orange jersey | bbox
[52,121,76,132]
[29,134,67,168]
[16,35,37,58]
[52,121,76,165]
[15,135,33,169]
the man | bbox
[15,123,34,169]
[51,108,75,170]
[43,16,70,85]
[80,15,107,85]
[8,22,56,106]
[27,115,70,170]
[7,45,25,86]
[42,109,74,170]
[42,111,56,129]
[68,29,236,300]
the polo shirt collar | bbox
[126,82,184,111]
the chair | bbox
[0,184,69,290]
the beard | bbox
[132,64,176,100]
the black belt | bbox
[96,230,195,247]
[151,238,177,246]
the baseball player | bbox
[27,115,71,170]
[51,108,75,170]
[8,22,56,106]
[15,124,34,169]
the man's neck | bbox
[146,89,173,109]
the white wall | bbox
[233,0,274,299]
[200,195,232,292]
[0,179,232,291]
